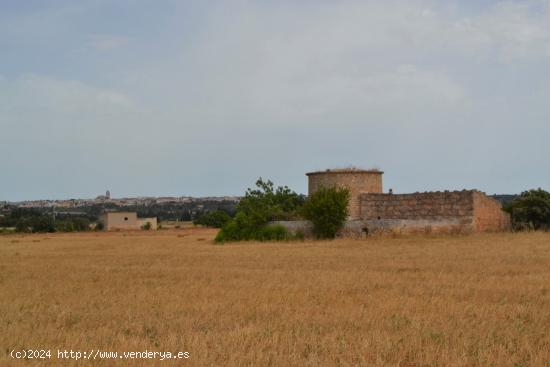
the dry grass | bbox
[1,230,550,366]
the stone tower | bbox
[306,168,383,219]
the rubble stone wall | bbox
[360,191,474,219]
[472,191,511,232]
[307,170,383,219]
[359,191,510,234]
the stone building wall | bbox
[100,212,139,230]
[100,212,159,231]
[307,169,383,219]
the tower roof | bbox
[306,168,383,176]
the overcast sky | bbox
[1,0,549,200]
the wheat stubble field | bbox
[1,229,550,366]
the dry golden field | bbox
[1,229,550,366]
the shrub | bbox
[15,216,56,233]
[215,221,291,243]
[56,221,75,232]
[193,210,232,228]
[1,208,43,227]
[15,216,92,233]
[95,221,105,231]
[56,218,90,232]
[214,219,241,242]
[15,219,31,233]
[31,216,56,233]
[72,217,91,231]
[256,225,290,241]
[302,186,350,239]
[141,222,152,230]
[504,189,550,230]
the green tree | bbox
[237,178,304,222]
[215,178,303,242]
[302,186,350,239]
[505,189,550,230]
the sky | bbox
[1,0,549,201]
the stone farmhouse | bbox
[99,212,158,231]
[281,168,510,236]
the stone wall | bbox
[307,170,383,219]
[272,220,370,238]
[472,191,511,232]
[361,191,474,219]
[273,220,374,239]
[359,190,510,234]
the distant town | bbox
[1,190,239,209]
[0,191,240,223]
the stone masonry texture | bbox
[360,190,510,234]
[307,169,383,219]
